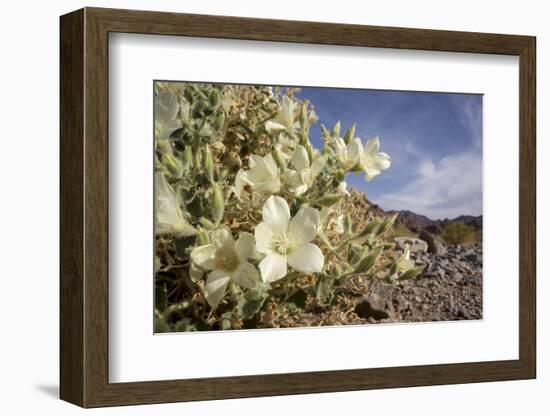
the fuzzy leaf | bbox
[354,248,382,274]
[237,287,269,319]
[398,265,425,281]
[315,274,335,304]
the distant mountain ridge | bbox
[386,209,482,233]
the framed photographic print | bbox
[60,7,536,408]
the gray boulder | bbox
[419,229,446,255]
[394,237,428,253]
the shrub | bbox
[153,83,420,331]
[441,222,475,245]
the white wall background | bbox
[0,0,545,414]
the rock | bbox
[355,281,394,320]
[419,229,446,255]
[394,237,428,253]
[464,252,482,264]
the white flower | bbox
[360,137,391,181]
[396,244,414,272]
[191,228,259,308]
[282,145,326,196]
[235,153,281,198]
[255,196,324,283]
[155,172,195,237]
[338,181,349,195]
[155,90,182,141]
[265,96,298,133]
[275,136,297,160]
[332,137,363,171]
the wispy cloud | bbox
[297,87,483,220]
[450,94,483,150]
[373,152,482,220]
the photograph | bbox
[153,81,483,333]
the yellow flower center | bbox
[271,232,298,256]
[214,248,239,272]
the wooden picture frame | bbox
[60,7,536,408]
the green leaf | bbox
[237,287,269,319]
[315,274,335,304]
[354,248,382,274]
[359,220,382,237]
[375,213,398,237]
[398,265,425,281]
[316,194,342,207]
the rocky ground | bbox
[356,243,483,323]
[260,241,483,328]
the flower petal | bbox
[374,152,391,170]
[190,244,216,270]
[288,207,319,244]
[204,270,231,308]
[287,243,324,274]
[234,169,250,198]
[262,196,291,234]
[265,120,286,133]
[232,261,259,289]
[255,222,273,254]
[364,136,380,155]
[235,232,256,259]
[348,138,364,160]
[155,90,179,126]
[254,179,281,195]
[259,252,288,283]
[291,145,310,171]
[310,155,326,178]
[211,227,234,249]
[363,166,382,182]
[263,153,279,177]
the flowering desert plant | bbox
[154,82,423,331]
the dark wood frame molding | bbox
[60,7,536,408]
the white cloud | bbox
[374,152,482,220]
[452,94,483,149]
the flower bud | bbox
[162,153,183,178]
[299,103,308,128]
[211,183,225,224]
[320,124,331,140]
[218,167,229,182]
[215,112,226,130]
[344,214,352,235]
[193,146,202,169]
[343,123,356,144]
[203,146,215,183]
[196,227,211,245]
[209,89,220,107]
[272,147,287,170]
[182,146,193,170]
[332,121,341,138]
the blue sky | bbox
[295,87,483,220]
